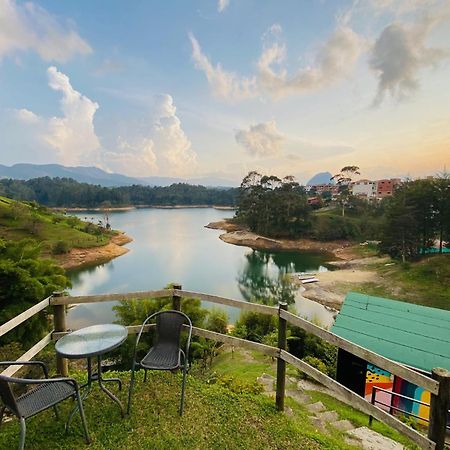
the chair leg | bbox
[53,404,60,419]
[75,390,91,444]
[127,366,136,416]
[143,369,148,383]
[0,406,5,429]
[179,365,188,416]
[18,417,26,450]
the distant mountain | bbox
[306,172,334,186]
[0,163,238,188]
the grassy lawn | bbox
[0,196,113,257]
[0,370,366,450]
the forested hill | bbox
[0,177,238,208]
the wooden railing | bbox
[1,286,449,450]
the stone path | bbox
[256,373,404,450]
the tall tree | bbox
[331,166,360,217]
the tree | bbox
[331,166,360,217]
[433,172,450,252]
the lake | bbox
[68,208,335,328]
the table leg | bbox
[97,355,125,417]
[66,358,93,434]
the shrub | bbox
[298,356,328,380]
[52,240,70,254]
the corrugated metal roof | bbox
[331,292,450,373]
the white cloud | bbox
[14,108,40,124]
[370,10,450,105]
[217,0,229,13]
[189,33,258,102]
[152,94,198,176]
[235,121,285,157]
[189,25,363,102]
[0,0,91,62]
[258,26,364,99]
[44,66,100,166]
[103,137,157,177]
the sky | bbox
[0,0,449,184]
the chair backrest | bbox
[0,375,20,417]
[154,311,191,348]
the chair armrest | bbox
[0,361,49,378]
[3,375,80,392]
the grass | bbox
[0,196,114,258]
[305,391,420,450]
[0,370,365,450]
[337,254,450,310]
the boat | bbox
[301,277,319,284]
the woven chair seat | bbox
[141,344,181,370]
[17,380,75,418]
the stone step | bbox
[286,390,312,404]
[332,419,355,432]
[306,401,326,414]
[316,410,339,422]
[346,427,404,450]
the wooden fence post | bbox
[172,284,182,311]
[52,291,68,377]
[276,302,288,412]
[428,368,450,450]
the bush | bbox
[52,240,70,254]
[208,373,264,395]
[205,308,229,334]
[298,356,328,380]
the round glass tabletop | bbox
[55,324,128,358]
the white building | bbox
[351,179,376,198]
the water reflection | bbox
[67,208,335,327]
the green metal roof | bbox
[331,292,450,373]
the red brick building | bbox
[376,178,401,198]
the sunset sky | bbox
[1,0,449,184]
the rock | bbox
[306,401,326,413]
[286,390,312,404]
[347,427,403,450]
[317,410,339,422]
[333,419,355,431]
[284,406,294,416]
[310,417,328,433]
[257,373,275,392]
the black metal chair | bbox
[0,361,90,450]
[127,310,192,416]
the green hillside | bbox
[0,196,114,258]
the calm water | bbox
[68,208,335,328]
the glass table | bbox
[55,324,128,423]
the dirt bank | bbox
[206,220,354,257]
[207,219,385,311]
[56,232,133,270]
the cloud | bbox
[217,0,229,13]
[370,11,450,105]
[103,137,157,177]
[258,26,364,98]
[235,121,284,157]
[43,66,101,166]
[189,25,363,101]
[14,108,40,124]
[0,0,91,62]
[152,94,198,176]
[189,33,258,102]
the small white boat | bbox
[298,272,317,281]
[301,277,319,284]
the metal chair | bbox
[127,310,192,416]
[0,361,90,450]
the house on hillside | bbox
[332,293,450,425]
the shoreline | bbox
[206,219,382,311]
[53,205,235,212]
[56,232,133,270]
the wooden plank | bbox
[50,289,173,305]
[174,290,278,316]
[191,326,279,358]
[52,324,157,340]
[280,350,435,450]
[1,333,53,377]
[0,297,50,338]
[280,309,439,394]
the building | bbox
[351,179,376,198]
[376,178,401,198]
[332,292,450,425]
